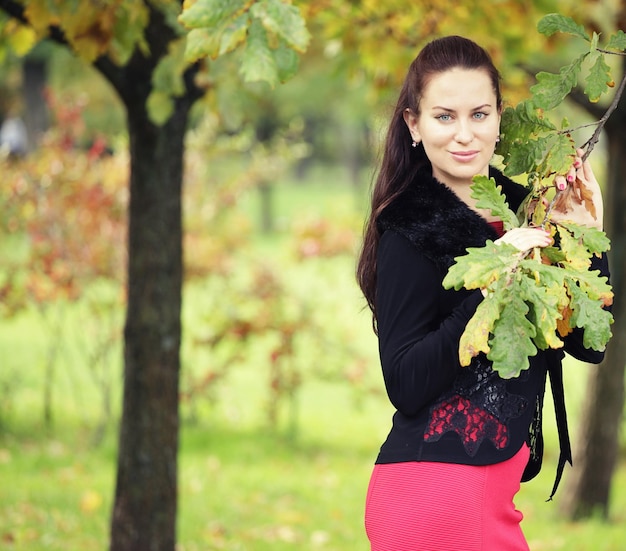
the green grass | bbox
[2,371,625,551]
[1,164,625,550]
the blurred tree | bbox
[0,1,309,550]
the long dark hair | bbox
[356,36,502,331]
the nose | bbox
[454,121,473,144]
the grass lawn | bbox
[1,368,625,551]
[1,163,625,550]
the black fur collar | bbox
[377,167,529,272]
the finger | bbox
[576,148,594,182]
[555,175,567,191]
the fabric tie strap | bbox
[546,362,572,501]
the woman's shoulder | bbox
[377,230,441,277]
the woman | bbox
[356,36,608,551]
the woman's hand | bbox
[495,227,552,251]
[482,227,552,297]
[551,148,604,230]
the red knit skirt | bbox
[365,444,530,551]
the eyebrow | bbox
[430,103,492,112]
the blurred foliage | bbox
[179,113,372,434]
[0,89,127,315]
[0,85,370,434]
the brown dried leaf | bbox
[556,304,574,337]
[552,176,597,220]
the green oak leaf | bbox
[179,0,246,29]
[503,136,549,176]
[518,259,566,287]
[585,53,612,103]
[567,281,613,349]
[557,225,592,270]
[565,269,613,306]
[543,133,575,175]
[241,20,278,86]
[250,0,310,52]
[537,13,591,41]
[487,291,537,378]
[274,38,300,82]
[531,53,588,111]
[520,277,565,350]
[541,246,567,264]
[218,13,250,56]
[606,30,626,51]
[499,101,555,149]
[470,176,520,230]
[442,241,520,291]
[559,222,611,254]
[458,296,502,366]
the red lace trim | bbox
[424,395,509,456]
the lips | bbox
[450,150,479,162]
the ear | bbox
[403,108,421,143]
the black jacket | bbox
[374,166,608,497]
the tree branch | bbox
[0,0,25,23]
[1,0,205,116]
[0,0,71,48]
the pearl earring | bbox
[411,140,417,148]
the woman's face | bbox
[404,67,501,187]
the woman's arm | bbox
[376,231,482,416]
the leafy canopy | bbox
[179,0,310,87]
[0,1,310,123]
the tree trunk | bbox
[22,55,48,147]
[562,79,626,519]
[96,8,202,548]
[108,95,191,549]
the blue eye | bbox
[473,112,487,120]
[436,114,451,122]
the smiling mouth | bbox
[451,151,479,161]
